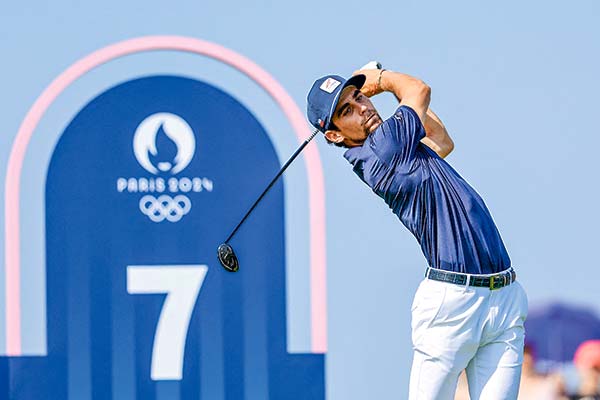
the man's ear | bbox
[324,130,344,144]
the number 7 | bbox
[126,265,208,380]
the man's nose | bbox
[359,103,368,114]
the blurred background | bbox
[2,0,600,399]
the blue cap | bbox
[307,74,366,132]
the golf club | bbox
[217,129,319,272]
[217,60,382,272]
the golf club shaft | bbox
[224,129,319,244]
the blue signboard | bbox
[0,76,325,399]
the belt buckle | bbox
[490,273,509,290]
[490,275,500,290]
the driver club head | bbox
[217,243,239,272]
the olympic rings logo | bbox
[139,195,191,223]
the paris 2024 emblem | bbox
[116,112,214,223]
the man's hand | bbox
[355,63,453,158]
[353,69,431,123]
[352,68,385,98]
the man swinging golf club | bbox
[306,67,528,399]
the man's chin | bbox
[367,118,383,134]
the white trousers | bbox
[408,276,528,400]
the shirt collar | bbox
[343,145,363,166]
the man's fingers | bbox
[353,60,382,76]
[353,68,383,97]
[360,61,382,70]
[351,61,384,97]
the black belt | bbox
[426,267,516,290]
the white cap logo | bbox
[320,78,341,93]
[133,113,196,174]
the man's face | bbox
[326,86,382,147]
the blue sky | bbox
[2,0,600,398]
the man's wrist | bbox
[377,69,387,92]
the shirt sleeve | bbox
[369,105,426,166]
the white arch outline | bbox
[4,36,327,355]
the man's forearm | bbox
[379,72,453,157]
[356,68,431,122]
[379,71,429,101]
[380,70,431,122]
[378,72,453,157]
[421,109,454,158]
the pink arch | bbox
[4,36,327,355]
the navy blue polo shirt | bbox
[344,105,510,274]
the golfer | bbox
[306,68,528,399]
